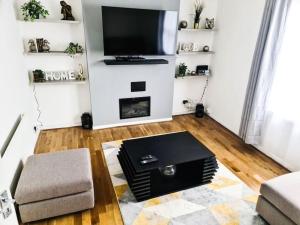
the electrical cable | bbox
[33,84,43,128]
[200,76,209,104]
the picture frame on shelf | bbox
[179,42,194,52]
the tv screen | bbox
[102,6,178,56]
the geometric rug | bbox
[102,140,267,225]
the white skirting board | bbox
[172,110,195,116]
[93,118,173,130]
[40,122,82,130]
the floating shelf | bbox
[24,51,83,57]
[179,28,216,32]
[31,80,86,85]
[177,51,215,56]
[19,19,81,24]
[175,74,210,79]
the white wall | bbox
[0,1,38,224]
[206,0,266,134]
[16,0,91,129]
[173,0,218,115]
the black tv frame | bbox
[101,6,178,57]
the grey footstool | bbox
[256,172,300,225]
[15,148,94,223]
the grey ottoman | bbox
[257,172,300,225]
[15,148,95,223]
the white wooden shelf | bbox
[18,19,81,24]
[175,73,210,79]
[31,80,86,85]
[179,28,216,32]
[24,51,84,57]
[177,51,215,56]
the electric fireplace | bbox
[119,97,151,119]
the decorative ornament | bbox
[42,39,50,52]
[60,1,75,21]
[205,18,215,29]
[28,39,37,52]
[76,64,86,81]
[194,0,204,29]
[203,45,210,52]
[179,20,188,30]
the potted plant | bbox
[33,69,46,83]
[65,42,84,57]
[178,63,188,77]
[194,0,204,29]
[21,0,49,21]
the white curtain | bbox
[256,0,300,171]
[240,0,291,144]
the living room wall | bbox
[0,1,38,224]
[206,0,266,134]
[15,0,91,130]
[173,0,218,115]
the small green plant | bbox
[21,0,49,21]
[33,69,45,83]
[178,63,188,77]
[65,42,84,56]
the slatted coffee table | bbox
[117,131,219,201]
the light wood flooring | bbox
[30,115,288,225]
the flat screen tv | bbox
[102,6,178,56]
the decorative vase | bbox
[194,11,201,29]
[179,20,188,30]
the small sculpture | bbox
[28,39,37,52]
[205,18,215,29]
[60,1,75,21]
[42,39,50,52]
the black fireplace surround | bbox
[119,97,151,119]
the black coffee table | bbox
[117,131,218,201]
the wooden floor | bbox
[31,115,288,225]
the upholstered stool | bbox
[257,172,300,225]
[15,148,94,223]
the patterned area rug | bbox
[102,140,267,225]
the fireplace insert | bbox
[119,97,151,119]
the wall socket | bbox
[0,190,14,219]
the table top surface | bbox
[122,131,215,173]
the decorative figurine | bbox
[203,45,210,52]
[60,1,75,21]
[178,20,188,30]
[205,18,215,29]
[42,39,50,52]
[28,39,37,52]
[194,0,204,29]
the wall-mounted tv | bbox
[102,6,178,56]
